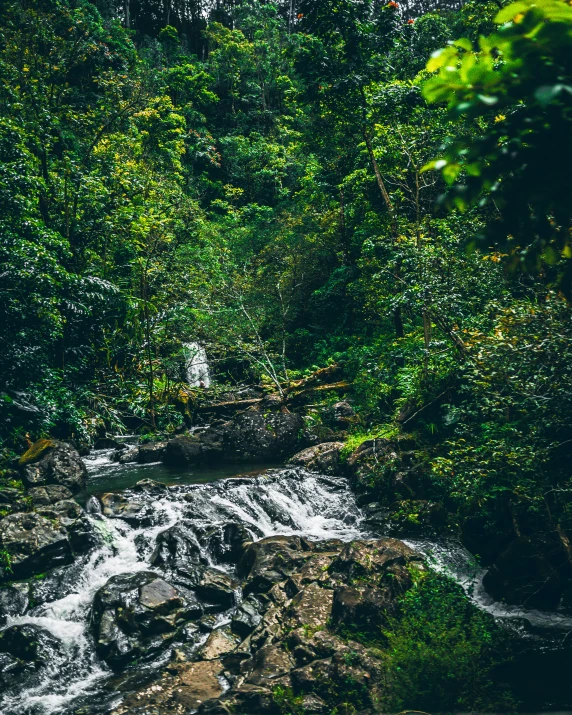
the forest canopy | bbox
[1,0,572,551]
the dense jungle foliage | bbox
[2,0,572,612]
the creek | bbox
[2,448,572,714]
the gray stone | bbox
[0,512,72,579]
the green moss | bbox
[339,424,398,461]
[0,549,13,577]
[18,438,55,467]
[272,686,305,715]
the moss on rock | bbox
[18,439,55,467]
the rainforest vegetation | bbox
[1,0,572,709]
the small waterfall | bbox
[184,341,210,387]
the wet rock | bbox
[231,597,263,638]
[224,411,304,462]
[329,538,422,582]
[100,493,149,525]
[238,535,313,595]
[36,498,83,526]
[0,651,30,689]
[118,447,139,464]
[92,571,193,669]
[198,627,240,660]
[28,484,73,507]
[328,539,423,631]
[244,643,295,686]
[137,441,168,464]
[196,568,238,610]
[287,442,345,476]
[287,582,333,630]
[112,659,225,715]
[151,523,206,576]
[0,512,73,579]
[67,514,99,554]
[0,583,29,625]
[0,623,62,663]
[164,433,221,467]
[291,657,333,695]
[196,521,251,564]
[20,440,87,494]
[131,479,168,495]
[483,537,563,610]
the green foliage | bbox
[381,571,517,712]
[423,0,572,293]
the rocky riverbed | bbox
[2,417,572,713]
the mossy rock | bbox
[18,439,55,467]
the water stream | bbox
[2,451,572,713]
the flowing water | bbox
[1,456,366,714]
[2,451,572,714]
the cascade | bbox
[183,342,211,387]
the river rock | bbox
[0,512,73,579]
[151,523,206,574]
[197,626,240,660]
[0,583,29,625]
[100,493,149,524]
[287,442,345,476]
[231,597,263,638]
[164,428,224,467]
[36,499,83,526]
[0,623,62,663]
[223,411,304,462]
[92,571,196,669]
[137,441,168,463]
[195,521,251,564]
[195,568,238,610]
[28,485,73,507]
[244,643,295,686]
[238,535,313,595]
[328,538,423,630]
[117,447,139,464]
[112,659,225,715]
[19,440,87,494]
[287,582,333,630]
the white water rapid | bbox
[0,467,365,714]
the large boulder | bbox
[223,411,304,462]
[328,539,424,631]
[111,659,226,715]
[100,493,150,525]
[163,432,222,467]
[91,571,200,669]
[19,440,87,494]
[0,623,62,663]
[238,535,313,595]
[287,442,345,476]
[0,512,73,579]
[137,441,168,464]
[27,485,73,507]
